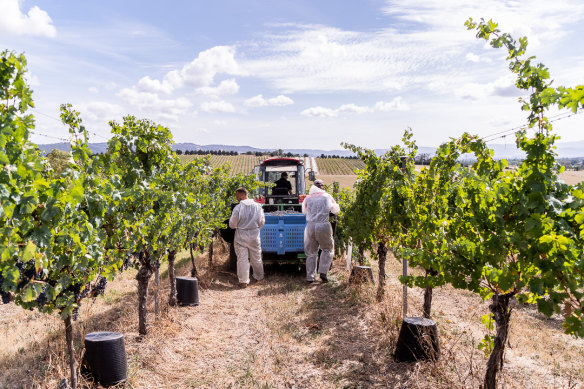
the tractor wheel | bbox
[229,243,237,272]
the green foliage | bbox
[478,313,495,357]
[338,19,584,347]
[452,19,584,337]
[0,52,116,320]
[341,130,418,262]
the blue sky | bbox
[1,0,583,150]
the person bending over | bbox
[302,179,340,283]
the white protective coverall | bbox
[229,199,266,284]
[302,185,340,281]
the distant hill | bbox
[35,140,584,159]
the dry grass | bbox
[2,243,584,388]
[316,175,358,190]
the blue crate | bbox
[261,213,306,255]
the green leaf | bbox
[537,298,554,317]
[21,241,36,262]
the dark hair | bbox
[235,187,248,196]
[281,172,288,178]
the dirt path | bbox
[126,263,388,388]
[3,246,584,388]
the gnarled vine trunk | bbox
[422,269,438,319]
[154,259,160,316]
[168,250,177,306]
[136,251,154,336]
[64,316,77,389]
[189,243,198,278]
[376,242,388,301]
[208,236,214,268]
[484,292,513,389]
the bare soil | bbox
[2,243,584,388]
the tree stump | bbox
[394,317,440,362]
[84,332,127,386]
[176,276,200,306]
[349,265,375,285]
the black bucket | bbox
[394,317,440,362]
[176,276,200,306]
[84,331,127,386]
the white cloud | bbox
[245,94,294,107]
[239,1,584,95]
[137,76,174,94]
[300,106,337,118]
[374,97,409,111]
[76,101,125,122]
[135,46,244,96]
[338,104,370,114]
[0,0,56,37]
[243,26,415,93]
[301,97,408,117]
[268,95,294,106]
[245,94,269,107]
[454,75,522,100]
[118,88,192,121]
[88,87,99,94]
[381,0,584,47]
[196,78,239,96]
[465,53,481,63]
[200,100,236,113]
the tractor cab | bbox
[254,158,306,208]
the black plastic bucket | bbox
[84,331,127,386]
[176,276,200,306]
[394,317,440,362]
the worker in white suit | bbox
[302,179,340,283]
[229,187,265,288]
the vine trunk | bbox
[208,238,214,268]
[64,316,77,389]
[376,242,387,301]
[484,292,513,389]
[189,243,198,278]
[422,269,438,319]
[136,251,154,336]
[168,250,177,306]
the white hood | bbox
[308,185,326,195]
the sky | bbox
[1,0,583,150]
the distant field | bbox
[316,158,364,175]
[176,155,584,187]
[178,155,364,176]
[179,154,262,176]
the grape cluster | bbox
[121,253,135,271]
[36,288,47,309]
[15,260,44,289]
[0,273,10,304]
[72,306,79,321]
[90,276,107,298]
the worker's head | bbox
[235,187,248,201]
[314,179,325,189]
[281,172,288,179]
